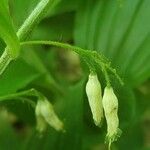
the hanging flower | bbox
[35,98,64,133]
[102,86,122,149]
[86,73,103,127]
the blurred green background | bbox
[0,0,150,149]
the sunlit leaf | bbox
[0,0,20,58]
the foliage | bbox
[0,0,149,150]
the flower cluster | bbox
[86,73,121,148]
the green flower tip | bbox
[105,128,122,150]
[94,117,104,128]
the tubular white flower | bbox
[86,73,103,127]
[35,98,64,132]
[102,86,122,147]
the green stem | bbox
[21,40,124,85]
[106,65,124,86]
[17,0,55,41]
[0,49,12,75]
[91,56,111,87]
[92,55,124,86]
[102,65,111,87]
[0,0,55,75]
[21,40,102,71]
[21,40,105,61]
[0,88,49,107]
[13,97,36,108]
[0,89,37,107]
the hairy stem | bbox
[21,40,106,61]
[17,0,55,41]
[0,49,12,75]
[0,0,55,75]
[0,89,37,107]
[21,40,123,85]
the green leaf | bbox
[118,123,144,150]
[0,114,21,150]
[116,86,136,128]
[20,47,60,93]
[31,12,74,41]
[11,0,83,29]
[47,0,84,17]
[0,0,20,58]
[11,0,61,28]
[54,80,84,150]
[74,0,150,86]
[1,99,35,125]
[0,58,39,96]
[10,0,39,28]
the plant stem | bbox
[17,0,55,41]
[0,88,47,107]
[106,65,124,86]
[102,65,111,87]
[21,40,123,85]
[0,49,12,75]
[0,89,37,107]
[21,40,105,61]
[0,0,55,75]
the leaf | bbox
[11,0,61,29]
[116,85,136,128]
[0,58,39,96]
[31,12,74,41]
[11,0,83,29]
[47,0,84,17]
[10,0,39,28]
[118,123,144,150]
[0,114,21,150]
[1,98,35,125]
[20,47,60,93]
[74,0,150,86]
[0,0,20,58]
[54,80,84,150]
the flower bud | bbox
[86,73,103,127]
[35,98,64,132]
[102,87,122,148]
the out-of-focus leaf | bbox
[54,80,84,150]
[0,58,39,96]
[10,0,39,27]
[11,0,77,29]
[31,12,74,41]
[118,124,144,150]
[47,0,84,17]
[1,99,35,124]
[0,0,19,57]
[74,0,150,87]
[20,47,60,94]
[0,113,21,150]
[116,85,136,128]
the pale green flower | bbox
[35,98,64,132]
[102,86,122,149]
[86,73,103,127]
